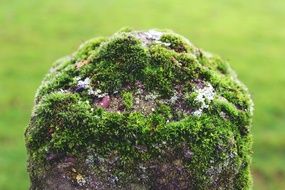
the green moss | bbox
[97,34,149,80]
[185,92,203,110]
[122,91,133,110]
[26,29,253,189]
[155,103,173,119]
[160,33,192,53]
[92,60,124,92]
[198,53,231,76]
[74,37,106,61]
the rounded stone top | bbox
[25,29,253,190]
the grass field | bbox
[0,0,284,189]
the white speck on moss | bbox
[89,87,108,97]
[108,175,119,184]
[219,111,227,119]
[169,91,179,104]
[76,173,86,186]
[97,92,108,98]
[145,91,159,101]
[59,89,68,93]
[85,155,94,165]
[192,83,215,117]
[135,88,144,95]
[94,89,102,94]
[139,163,147,171]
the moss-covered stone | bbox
[25,29,254,190]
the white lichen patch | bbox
[133,30,170,47]
[206,150,239,184]
[145,30,163,41]
[192,83,215,117]
[75,77,109,98]
[75,77,92,93]
[78,77,91,87]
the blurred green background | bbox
[0,0,284,189]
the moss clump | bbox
[122,91,134,110]
[25,29,253,190]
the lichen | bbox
[25,29,253,190]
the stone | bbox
[25,28,253,190]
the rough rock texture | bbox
[25,29,254,190]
